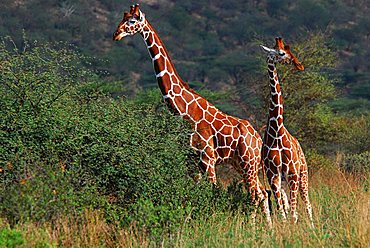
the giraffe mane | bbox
[181,80,203,96]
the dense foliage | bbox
[0,40,252,238]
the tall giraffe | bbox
[260,37,313,226]
[113,4,271,225]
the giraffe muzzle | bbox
[113,31,121,41]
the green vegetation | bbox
[0,38,254,241]
[0,0,369,246]
[0,228,23,247]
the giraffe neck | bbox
[139,20,205,120]
[140,21,184,95]
[267,57,284,129]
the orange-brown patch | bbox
[188,101,203,122]
[217,147,231,158]
[215,112,224,120]
[182,89,194,102]
[227,116,239,126]
[204,111,215,123]
[225,136,233,146]
[246,125,255,135]
[232,128,240,140]
[165,59,174,74]
[149,44,160,58]
[172,84,181,94]
[208,106,217,115]
[173,96,186,113]
[171,75,180,84]
[220,126,232,135]
[212,119,224,130]
[282,135,291,148]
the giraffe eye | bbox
[278,51,285,56]
[128,19,136,25]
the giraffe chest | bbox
[262,131,302,169]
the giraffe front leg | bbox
[199,151,217,184]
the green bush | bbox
[0,228,23,248]
[0,37,107,225]
[0,38,251,239]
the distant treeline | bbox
[0,0,369,107]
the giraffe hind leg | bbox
[240,164,258,224]
[299,170,314,227]
[240,160,272,227]
[281,180,290,216]
[270,174,288,221]
[257,181,272,227]
[287,174,300,224]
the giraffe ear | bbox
[260,45,275,54]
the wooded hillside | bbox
[1,0,369,113]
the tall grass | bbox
[1,165,368,247]
[173,165,369,247]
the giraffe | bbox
[260,37,313,226]
[113,4,271,226]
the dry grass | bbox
[171,165,369,247]
[9,211,150,247]
[3,165,369,247]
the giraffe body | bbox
[261,38,313,226]
[113,4,271,226]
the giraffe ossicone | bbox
[261,37,313,227]
[113,3,272,226]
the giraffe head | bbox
[260,37,304,71]
[113,4,146,41]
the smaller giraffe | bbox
[260,37,313,226]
